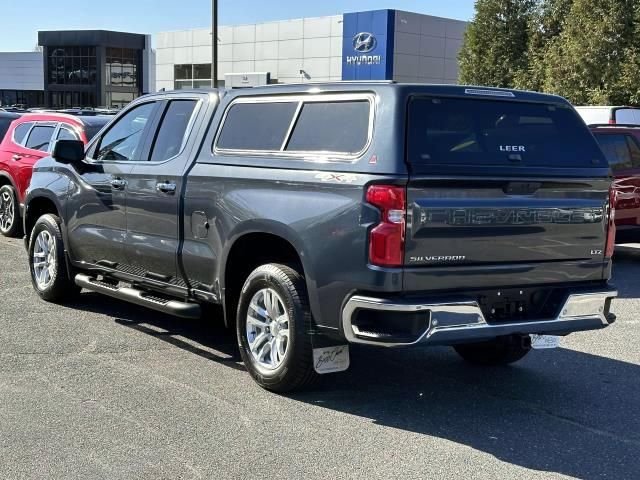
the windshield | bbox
[407,97,607,169]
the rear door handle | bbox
[156,182,177,195]
[110,178,127,189]
[11,154,22,162]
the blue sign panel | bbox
[342,10,395,81]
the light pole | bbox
[212,0,218,88]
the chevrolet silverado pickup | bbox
[23,83,618,392]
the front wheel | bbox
[236,263,317,392]
[453,335,532,366]
[28,214,81,302]
[0,184,21,237]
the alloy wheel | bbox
[245,288,290,370]
[0,190,14,233]
[32,230,57,290]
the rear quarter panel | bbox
[182,86,407,331]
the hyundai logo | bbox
[353,32,377,53]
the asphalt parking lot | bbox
[0,236,639,480]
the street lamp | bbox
[212,0,218,88]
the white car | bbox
[575,106,640,125]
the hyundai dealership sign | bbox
[346,32,382,66]
[342,10,394,80]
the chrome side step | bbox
[75,274,201,319]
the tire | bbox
[453,335,532,366]
[0,184,21,238]
[28,214,81,302]
[236,263,317,392]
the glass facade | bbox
[40,30,148,110]
[106,47,139,87]
[106,91,138,109]
[174,64,213,89]
[48,91,96,109]
[48,47,97,85]
[0,90,44,108]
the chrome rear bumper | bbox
[341,289,617,347]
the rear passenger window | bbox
[150,100,198,162]
[217,102,298,151]
[285,101,370,154]
[57,126,79,141]
[25,125,55,151]
[13,122,33,145]
[594,134,634,170]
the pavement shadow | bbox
[294,345,640,480]
[67,292,244,370]
[65,290,640,480]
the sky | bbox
[0,0,475,52]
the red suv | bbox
[590,124,640,240]
[0,113,109,237]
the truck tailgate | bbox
[405,178,610,267]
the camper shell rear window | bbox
[407,97,607,169]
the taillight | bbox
[605,187,617,258]
[366,185,406,267]
[609,119,616,124]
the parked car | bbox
[0,113,109,237]
[576,106,640,125]
[0,111,21,142]
[23,84,617,392]
[590,124,640,239]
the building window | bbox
[174,64,212,90]
[106,47,139,87]
[48,46,97,85]
[0,90,44,108]
[106,91,138,109]
[49,91,96,109]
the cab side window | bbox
[95,102,157,161]
[625,135,640,168]
[25,124,56,152]
[149,100,198,162]
[594,133,636,170]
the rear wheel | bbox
[28,214,80,302]
[0,184,21,237]
[236,263,317,392]
[453,335,531,365]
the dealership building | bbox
[0,30,154,109]
[156,9,466,90]
[0,9,466,109]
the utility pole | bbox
[212,0,218,88]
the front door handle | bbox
[156,181,177,195]
[11,154,22,162]
[110,178,127,189]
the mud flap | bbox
[310,329,350,374]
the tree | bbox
[615,2,640,104]
[459,0,536,87]
[514,0,573,91]
[537,0,637,105]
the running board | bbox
[75,274,201,319]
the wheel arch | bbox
[220,221,317,328]
[23,192,63,243]
[0,171,17,190]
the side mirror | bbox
[52,140,85,164]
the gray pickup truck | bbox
[23,83,618,392]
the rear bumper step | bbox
[342,289,618,347]
[75,274,201,319]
